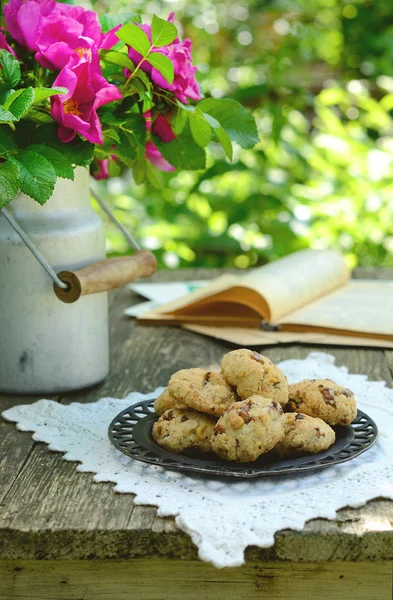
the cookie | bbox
[168,368,238,417]
[275,413,336,456]
[210,395,286,462]
[152,408,216,454]
[154,388,187,416]
[287,379,357,425]
[221,349,288,406]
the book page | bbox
[239,249,350,321]
[143,249,350,323]
[278,280,393,336]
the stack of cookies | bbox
[152,349,357,463]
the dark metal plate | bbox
[108,399,378,478]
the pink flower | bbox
[5,0,103,62]
[100,25,122,50]
[4,0,55,51]
[50,53,122,145]
[145,112,176,172]
[91,155,118,180]
[145,142,175,172]
[127,14,200,104]
[35,16,97,70]
[0,29,17,57]
[54,4,102,45]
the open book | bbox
[139,249,393,342]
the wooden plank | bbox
[0,394,59,505]
[0,559,391,600]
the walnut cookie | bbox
[168,368,238,417]
[275,413,336,457]
[287,379,357,426]
[152,408,216,454]
[210,395,286,462]
[221,349,288,407]
[154,388,188,416]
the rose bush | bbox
[0,0,258,206]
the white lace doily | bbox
[3,352,393,568]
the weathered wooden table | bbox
[1,267,393,600]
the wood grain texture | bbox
[0,267,393,562]
[0,560,391,600]
[55,250,157,303]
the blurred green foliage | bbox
[90,0,393,269]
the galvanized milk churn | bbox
[0,167,156,394]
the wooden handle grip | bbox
[54,250,157,304]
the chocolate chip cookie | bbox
[221,349,288,406]
[287,379,357,425]
[152,408,216,454]
[168,368,238,417]
[154,388,187,416]
[210,395,286,462]
[275,413,336,456]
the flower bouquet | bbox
[0,0,258,207]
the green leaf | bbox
[116,23,150,56]
[0,129,17,154]
[133,159,147,184]
[151,14,177,47]
[189,110,212,148]
[10,150,56,204]
[0,50,21,89]
[0,106,18,122]
[0,160,20,208]
[122,113,146,147]
[176,100,196,113]
[100,12,141,33]
[146,161,164,188]
[154,125,206,170]
[198,98,259,149]
[4,87,34,119]
[65,140,95,167]
[215,127,233,161]
[147,52,174,85]
[108,158,121,177]
[103,128,121,145]
[24,109,54,123]
[133,69,151,89]
[33,86,68,103]
[202,112,220,129]
[99,49,135,71]
[171,108,188,135]
[116,129,137,164]
[27,144,75,180]
[35,124,95,167]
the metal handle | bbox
[1,185,155,299]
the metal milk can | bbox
[0,167,156,394]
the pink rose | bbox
[50,53,122,145]
[35,16,97,70]
[127,14,200,104]
[5,0,103,62]
[100,25,122,50]
[145,112,176,172]
[54,4,102,45]
[91,155,118,180]
[4,0,56,51]
[0,29,17,57]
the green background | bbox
[90,0,393,270]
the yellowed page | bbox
[142,249,349,324]
[279,280,393,335]
[184,324,393,348]
[240,249,349,321]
